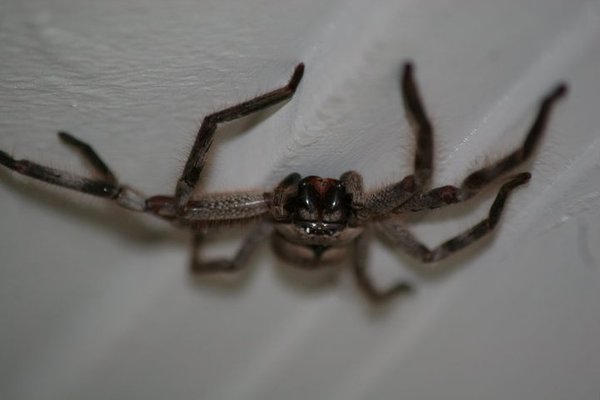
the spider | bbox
[0,62,566,303]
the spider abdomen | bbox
[272,233,351,267]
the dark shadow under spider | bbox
[0,61,567,304]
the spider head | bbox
[286,176,352,236]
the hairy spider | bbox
[0,62,566,303]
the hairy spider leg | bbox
[340,63,435,221]
[267,172,302,221]
[399,83,567,212]
[0,64,304,217]
[459,84,567,199]
[190,221,274,274]
[174,63,305,211]
[181,63,303,272]
[353,229,412,303]
[377,172,531,264]
[0,132,146,211]
[58,131,117,182]
[402,62,434,189]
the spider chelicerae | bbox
[0,62,566,303]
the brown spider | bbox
[0,62,566,303]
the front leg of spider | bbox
[174,63,305,213]
[173,64,304,273]
[378,67,567,269]
[353,62,434,221]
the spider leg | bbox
[358,174,417,220]
[377,173,530,264]
[349,62,434,220]
[339,169,417,221]
[265,172,302,221]
[147,190,268,221]
[190,221,273,274]
[458,83,567,200]
[398,83,567,212]
[0,133,146,211]
[402,62,434,188]
[352,230,412,304]
[58,131,117,182]
[175,63,304,211]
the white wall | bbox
[1,0,600,399]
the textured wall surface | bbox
[1,0,600,399]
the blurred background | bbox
[1,0,599,399]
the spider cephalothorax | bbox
[289,176,352,227]
[0,61,567,303]
[270,173,364,266]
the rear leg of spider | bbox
[0,132,146,211]
[399,83,567,212]
[58,131,117,182]
[460,84,566,200]
[352,231,413,304]
[190,222,273,275]
[378,173,531,265]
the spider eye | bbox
[295,184,318,211]
[322,183,345,212]
[288,176,352,224]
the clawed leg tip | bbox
[367,286,414,306]
[289,63,305,89]
[0,149,16,167]
[551,83,568,99]
[0,150,14,166]
[398,284,414,294]
[518,171,532,181]
[57,131,77,143]
[504,172,532,190]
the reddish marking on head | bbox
[305,176,338,196]
[439,186,458,203]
